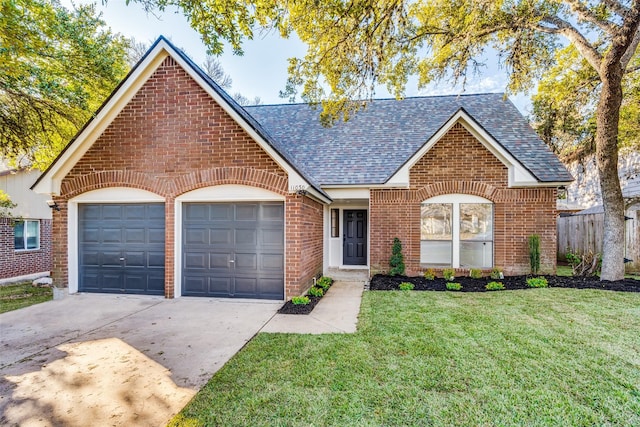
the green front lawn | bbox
[0,282,52,314]
[171,289,640,426]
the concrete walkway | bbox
[262,280,365,334]
[0,294,280,427]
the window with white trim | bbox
[421,194,493,268]
[14,220,40,251]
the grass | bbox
[0,282,52,314]
[170,289,640,427]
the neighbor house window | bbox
[331,209,340,237]
[421,195,493,268]
[14,220,40,251]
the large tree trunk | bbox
[596,63,626,281]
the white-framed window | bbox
[420,194,493,268]
[14,219,40,251]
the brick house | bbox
[1,166,52,283]
[32,37,572,300]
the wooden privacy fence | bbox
[557,210,640,272]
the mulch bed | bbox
[278,295,322,315]
[369,274,640,292]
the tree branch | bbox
[602,0,631,17]
[621,26,640,67]
[535,15,603,70]
[565,0,618,33]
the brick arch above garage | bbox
[59,167,288,200]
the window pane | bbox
[460,241,493,268]
[26,221,39,249]
[460,204,493,241]
[14,222,25,250]
[421,240,452,265]
[421,203,452,240]
[331,209,339,238]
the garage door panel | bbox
[261,254,284,271]
[235,253,257,270]
[185,252,207,269]
[182,202,283,299]
[125,228,146,244]
[148,228,165,244]
[262,204,284,221]
[102,205,123,219]
[103,228,123,243]
[210,228,232,245]
[209,204,232,221]
[234,277,257,296]
[209,253,232,274]
[148,252,165,268]
[185,228,208,245]
[235,204,258,221]
[235,229,257,245]
[79,203,165,294]
[209,277,232,295]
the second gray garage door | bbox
[182,202,284,299]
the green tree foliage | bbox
[0,190,17,218]
[125,0,640,281]
[0,0,130,169]
[532,46,640,159]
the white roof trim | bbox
[32,38,318,199]
[386,110,545,188]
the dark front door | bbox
[182,202,284,299]
[343,210,367,265]
[78,203,165,295]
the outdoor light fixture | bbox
[296,189,307,196]
[557,185,567,198]
[46,200,60,211]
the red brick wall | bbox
[285,195,324,298]
[53,56,323,298]
[370,123,558,276]
[0,218,52,280]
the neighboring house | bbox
[32,37,572,300]
[560,151,640,210]
[0,165,52,283]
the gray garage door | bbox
[182,202,284,299]
[79,204,165,295]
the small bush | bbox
[291,296,310,305]
[527,277,549,288]
[389,238,406,276]
[443,268,455,281]
[485,281,505,291]
[308,286,324,297]
[566,249,601,277]
[316,276,333,290]
[446,282,462,291]
[399,282,414,291]
[469,268,483,279]
[490,267,504,280]
[423,269,435,280]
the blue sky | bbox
[62,0,532,114]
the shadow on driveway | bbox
[0,294,280,426]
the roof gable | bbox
[247,94,573,186]
[32,37,329,202]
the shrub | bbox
[446,282,462,291]
[389,238,406,276]
[291,296,310,305]
[443,268,455,281]
[527,277,549,288]
[469,268,483,279]
[308,286,324,297]
[566,249,601,277]
[316,276,333,290]
[423,269,435,280]
[399,282,414,291]
[490,267,503,280]
[528,234,541,275]
[485,281,505,291]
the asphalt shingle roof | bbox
[246,94,573,186]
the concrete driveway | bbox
[0,294,281,426]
